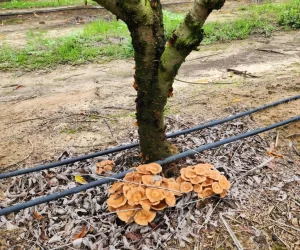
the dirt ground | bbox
[0,0,300,249]
[0,29,299,170]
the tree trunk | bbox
[128,5,177,162]
[94,0,225,164]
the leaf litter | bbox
[0,111,299,249]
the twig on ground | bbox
[256,48,286,55]
[186,53,222,62]
[269,219,300,233]
[175,78,233,85]
[227,68,259,78]
[220,213,244,250]
[103,106,135,111]
[272,231,290,249]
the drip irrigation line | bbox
[0,115,299,216]
[0,94,299,180]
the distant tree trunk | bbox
[94,0,225,165]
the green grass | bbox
[0,0,299,71]
[0,0,95,9]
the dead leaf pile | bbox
[0,114,298,249]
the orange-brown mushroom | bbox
[212,182,223,194]
[134,209,156,226]
[142,175,162,186]
[184,168,197,179]
[96,160,115,174]
[143,163,162,175]
[193,184,203,193]
[194,164,213,175]
[218,175,231,190]
[123,184,136,196]
[164,191,176,207]
[125,186,145,206]
[180,182,193,193]
[166,181,181,195]
[107,193,127,208]
[220,190,228,198]
[108,182,124,194]
[136,165,152,175]
[176,176,184,184]
[190,175,206,184]
[116,204,138,223]
[145,188,165,203]
[139,199,152,211]
[207,170,221,180]
[198,187,214,198]
[151,200,168,211]
[202,178,214,187]
[124,172,142,184]
[108,206,116,212]
[180,168,191,181]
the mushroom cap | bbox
[190,175,207,184]
[220,190,228,198]
[142,175,162,186]
[151,200,168,211]
[136,165,152,175]
[108,182,124,194]
[183,168,197,179]
[124,172,142,184]
[198,187,214,198]
[96,160,115,174]
[125,186,145,206]
[166,181,181,195]
[194,164,213,175]
[123,184,136,196]
[164,191,176,207]
[116,204,138,223]
[180,168,191,181]
[108,206,116,212]
[218,175,231,190]
[139,199,152,211]
[212,182,223,194]
[176,176,184,184]
[107,193,127,208]
[97,160,115,168]
[142,163,162,175]
[202,178,214,187]
[180,182,193,193]
[134,209,156,226]
[193,184,203,193]
[207,170,221,180]
[145,188,165,203]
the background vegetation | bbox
[0,0,299,70]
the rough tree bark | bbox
[94,0,225,163]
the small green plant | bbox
[278,0,300,29]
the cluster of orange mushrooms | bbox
[106,163,230,226]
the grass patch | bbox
[0,0,299,71]
[0,0,95,9]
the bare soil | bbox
[0,30,299,170]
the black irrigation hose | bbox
[0,94,299,180]
[0,115,299,216]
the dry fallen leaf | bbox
[74,175,88,185]
[73,225,89,240]
[125,232,142,241]
[33,211,44,220]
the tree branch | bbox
[158,0,225,95]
